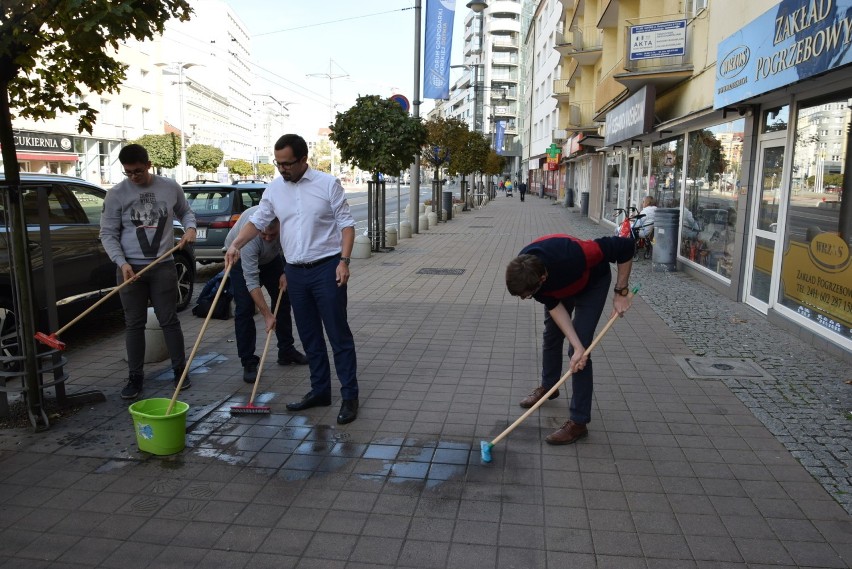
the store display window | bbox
[603,152,621,224]
[649,137,684,209]
[680,118,745,278]
[778,95,851,342]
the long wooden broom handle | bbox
[248,285,286,406]
[54,244,183,337]
[489,288,637,448]
[167,263,233,415]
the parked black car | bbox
[0,173,195,354]
[181,179,267,263]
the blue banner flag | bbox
[495,120,506,155]
[424,0,456,100]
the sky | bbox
[222,0,469,137]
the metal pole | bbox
[410,0,422,234]
[397,173,401,235]
[179,65,187,183]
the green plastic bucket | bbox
[128,398,188,455]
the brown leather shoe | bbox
[519,386,559,408]
[545,421,588,445]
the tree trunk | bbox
[0,80,47,429]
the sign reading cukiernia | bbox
[714,0,852,109]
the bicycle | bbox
[614,207,653,260]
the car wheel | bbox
[174,254,195,312]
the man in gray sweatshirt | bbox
[224,205,306,383]
[100,144,197,399]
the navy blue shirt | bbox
[519,234,635,310]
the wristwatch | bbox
[614,285,629,296]
[340,256,351,266]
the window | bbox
[780,94,851,342]
[649,137,684,209]
[680,118,744,279]
[686,0,708,17]
[69,185,106,225]
[22,185,87,224]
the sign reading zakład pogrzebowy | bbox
[714,0,852,109]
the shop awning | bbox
[17,152,78,162]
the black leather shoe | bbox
[286,391,331,411]
[278,348,308,366]
[242,358,259,384]
[337,399,359,425]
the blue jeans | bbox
[285,256,358,400]
[541,271,611,425]
[230,257,295,366]
[118,261,185,377]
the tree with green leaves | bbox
[453,130,490,209]
[0,0,192,429]
[131,133,180,170]
[308,138,335,174]
[330,95,426,249]
[330,95,426,182]
[422,117,469,215]
[186,144,224,173]
[257,163,275,179]
[225,159,253,178]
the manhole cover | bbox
[470,225,494,228]
[381,262,403,266]
[673,356,775,380]
[416,268,465,276]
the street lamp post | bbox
[308,60,348,177]
[157,62,198,182]
[410,0,422,234]
[467,1,488,200]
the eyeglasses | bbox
[123,168,147,177]
[274,158,301,169]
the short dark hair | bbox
[274,134,308,159]
[505,254,546,296]
[118,144,149,165]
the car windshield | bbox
[185,190,232,215]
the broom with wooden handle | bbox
[480,285,639,463]
[230,285,286,415]
[35,244,183,351]
[167,263,233,415]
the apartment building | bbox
[2,0,266,186]
[442,0,524,178]
[522,0,567,199]
[552,0,851,358]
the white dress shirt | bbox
[249,167,355,264]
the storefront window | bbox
[679,119,745,278]
[761,105,789,134]
[649,137,683,209]
[603,154,621,224]
[778,95,851,343]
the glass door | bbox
[744,143,785,311]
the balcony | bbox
[490,18,521,35]
[558,0,575,9]
[566,100,598,131]
[492,35,519,50]
[552,79,571,102]
[614,18,694,92]
[554,25,603,66]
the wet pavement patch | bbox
[674,356,775,380]
[181,403,485,485]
